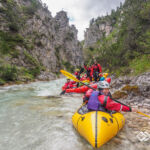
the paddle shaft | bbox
[137,111,150,118]
[81,81,150,118]
[79,80,129,107]
[60,70,150,119]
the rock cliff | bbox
[84,17,113,48]
[0,0,83,82]
[83,0,150,76]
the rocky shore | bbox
[111,72,150,108]
[0,72,65,87]
[108,72,150,150]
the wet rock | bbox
[127,134,138,143]
[127,124,139,129]
[37,71,57,80]
[111,72,150,102]
[121,85,140,94]
[112,91,128,99]
[139,85,150,98]
[117,134,126,140]
[131,72,150,85]
[113,137,122,144]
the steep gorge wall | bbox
[84,18,113,48]
[0,0,83,82]
[83,0,150,74]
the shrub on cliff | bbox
[0,64,18,81]
[84,0,150,75]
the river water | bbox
[0,79,149,150]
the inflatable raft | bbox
[72,104,125,148]
[66,83,97,93]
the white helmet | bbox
[98,81,110,89]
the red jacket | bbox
[63,81,76,89]
[74,71,80,80]
[84,65,92,72]
[84,89,131,112]
[74,71,80,76]
[66,84,97,93]
[90,64,102,76]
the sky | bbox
[41,0,125,41]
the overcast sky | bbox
[41,0,125,41]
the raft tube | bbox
[72,104,125,148]
[66,84,97,93]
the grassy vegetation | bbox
[22,0,41,16]
[65,32,74,41]
[62,60,75,72]
[0,64,18,82]
[0,31,24,58]
[0,0,46,84]
[129,54,150,75]
[84,0,150,76]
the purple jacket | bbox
[87,91,106,111]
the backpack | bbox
[87,91,106,111]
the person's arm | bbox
[64,83,69,89]
[98,64,102,73]
[85,89,93,97]
[74,72,77,76]
[84,64,87,70]
[80,67,84,74]
[132,108,138,112]
[83,89,93,102]
[90,66,93,77]
[71,81,76,84]
[106,97,131,112]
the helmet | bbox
[100,77,105,81]
[75,68,80,72]
[67,78,70,80]
[103,73,109,78]
[106,77,111,83]
[98,81,110,89]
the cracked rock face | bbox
[110,72,150,108]
[0,0,84,80]
[84,20,113,48]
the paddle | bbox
[60,69,150,119]
[60,70,128,105]
[137,111,150,118]
[59,70,94,95]
[79,67,84,74]
[60,70,95,90]
[60,90,66,95]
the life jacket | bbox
[65,84,97,93]
[87,67,91,72]
[98,95,131,112]
[86,68,91,77]
[98,95,109,108]
[93,64,100,72]
[74,71,80,80]
[87,91,106,111]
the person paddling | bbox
[84,63,92,81]
[91,61,102,82]
[83,81,137,112]
[63,78,76,89]
[74,69,81,80]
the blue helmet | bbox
[100,77,105,81]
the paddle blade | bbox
[137,111,150,119]
[60,70,80,82]
[60,90,66,95]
